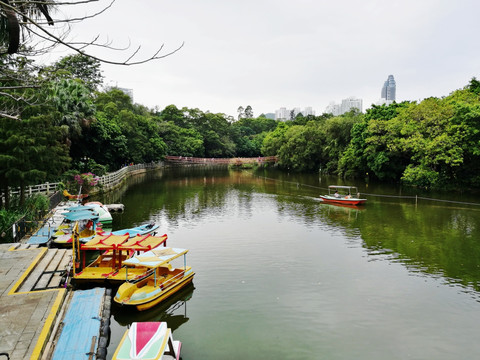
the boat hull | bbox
[109,223,159,238]
[115,270,195,311]
[319,195,366,206]
[138,275,194,311]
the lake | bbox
[98,166,480,360]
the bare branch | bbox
[0,112,20,120]
[0,85,41,89]
[52,0,116,23]
[1,0,184,65]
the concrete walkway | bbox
[0,243,66,360]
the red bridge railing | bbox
[164,156,278,165]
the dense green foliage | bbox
[2,52,480,215]
[338,81,480,189]
[0,194,50,243]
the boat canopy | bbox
[62,210,99,222]
[328,185,358,190]
[123,247,188,268]
[112,322,174,360]
[81,234,129,250]
[117,234,168,251]
[65,205,97,212]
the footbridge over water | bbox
[165,156,278,166]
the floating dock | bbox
[0,201,127,359]
[49,287,110,360]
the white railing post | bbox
[3,162,158,200]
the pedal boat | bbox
[104,222,160,238]
[112,322,181,360]
[52,209,101,246]
[83,201,113,226]
[114,247,195,311]
[72,229,168,284]
[319,185,367,206]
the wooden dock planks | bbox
[16,248,71,292]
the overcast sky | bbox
[46,0,480,117]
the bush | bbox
[61,170,100,194]
[0,194,50,243]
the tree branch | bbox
[0,112,20,120]
[0,0,184,65]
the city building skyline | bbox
[276,75,394,117]
[325,96,363,116]
[275,106,316,121]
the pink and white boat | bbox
[112,322,181,360]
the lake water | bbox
[99,167,480,360]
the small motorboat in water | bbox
[319,185,367,206]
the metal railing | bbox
[0,161,164,202]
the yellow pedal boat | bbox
[114,247,194,311]
[72,230,168,285]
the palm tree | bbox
[0,0,54,54]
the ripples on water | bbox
[103,168,480,360]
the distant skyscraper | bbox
[381,75,396,101]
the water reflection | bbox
[113,283,194,332]
[357,202,480,292]
[100,167,480,359]
[99,167,480,296]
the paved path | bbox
[0,243,66,360]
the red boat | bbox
[319,185,367,206]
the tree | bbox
[0,1,183,120]
[237,106,244,120]
[397,92,480,188]
[49,78,95,139]
[158,122,204,157]
[467,77,480,95]
[230,116,278,157]
[46,54,103,92]
[79,111,128,170]
[322,110,361,173]
[261,122,290,156]
[0,115,70,206]
[0,0,55,55]
[195,112,235,157]
[276,122,325,172]
[0,0,183,63]
[244,105,253,118]
[0,56,43,120]
[160,105,189,128]
[338,102,410,179]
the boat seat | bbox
[75,267,114,278]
